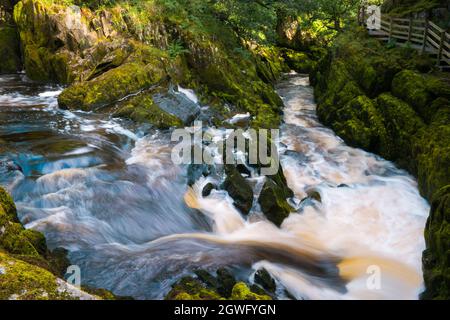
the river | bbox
[0,72,429,299]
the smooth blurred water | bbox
[0,73,429,299]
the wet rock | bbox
[254,268,276,294]
[202,183,216,197]
[306,189,322,203]
[258,178,294,227]
[216,268,237,298]
[236,164,251,176]
[194,269,219,289]
[187,164,213,186]
[222,165,253,215]
[113,93,183,129]
[152,86,201,125]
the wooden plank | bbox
[392,17,410,22]
[410,38,424,45]
[444,41,450,50]
[428,37,440,49]
[392,23,409,30]
[393,34,409,41]
[428,29,441,41]
[411,36,424,44]
[443,49,450,59]
[389,17,393,40]
[422,19,429,54]
[412,26,425,31]
[429,21,444,33]
[381,25,390,33]
[392,30,408,39]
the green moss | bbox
[0,251,91,300]
[258,178,294,227]
[392,70,431,120]
[282,49,315,73]
[414,107,450,200]
[222,165,254,215]
[230,282,271,300]
[377,93,425,169]
[166,276,223,300]
[114,93,183,129]
[333,95,389,154]
[58,61,166,110]
[0,26,21,73]
[421,185,450,300]
[0,187,18,222]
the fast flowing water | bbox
[0,73,429,299]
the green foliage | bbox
[167,39,189,59]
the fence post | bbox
[361,6,366,26]
[422,19,429,54]
[437,30,445,66]
[408,17,412,42]
[389,17,393,40]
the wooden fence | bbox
[359,7,450,68]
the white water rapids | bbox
[0,73,429,299]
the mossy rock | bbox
[58,61,167,111]
[391,70,432,121]
[414,108,450,200]
[0,252,95,300]
[254,268,276,294]
[421,185,450,300]
[0,26,21,74]
[114,93,183,129]
[377,93,425,169]
[165,276,223,300]
[222,165,254,215]
[282,49,315,74]
[333,95,389,154]
[258,178,294,227]
[216,267,237,298]
[0,186,18,222]
[230,282,271,300]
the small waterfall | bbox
[0,73,429,299]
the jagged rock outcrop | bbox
[12,0,289,129]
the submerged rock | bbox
[202,183,217,197]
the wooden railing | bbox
[359,7,450,68]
